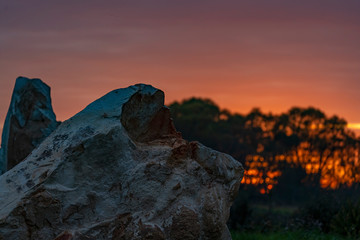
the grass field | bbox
[231,231,350,240]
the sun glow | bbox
[347,123,360,130]
[241,146,360,193]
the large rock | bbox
[0,84,243,240]
[0,148,3,176]
[0,77,60,175]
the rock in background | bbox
[0,84,243,240]
[0,77,60,175]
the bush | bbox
[228,192,253,230]
[296,194,340,232]
[331,200,360,239]
[231,230,350,240]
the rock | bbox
[0,148,3,176]
[0,77,60,175]
[0,84,243,240]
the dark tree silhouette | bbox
[169,98,360,193]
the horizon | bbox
[0,79,360,144]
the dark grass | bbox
[231,230,350,240]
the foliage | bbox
[227,192,253,230]
[296,194,340,233]
[229,190,360,237]
[169,97,360,191]
[270,165,308,204]
[231,230,349,240]
[170,97,360,236]
[228,190,298,232]
[331,200,360,238]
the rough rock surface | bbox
[0,148,3,175]
[0,77,60,175]
[0,84,243,240]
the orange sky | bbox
[1,0,360,134]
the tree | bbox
[169,98,360,192]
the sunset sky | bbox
[1,0,360,134]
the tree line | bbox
[169,98,360,194]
